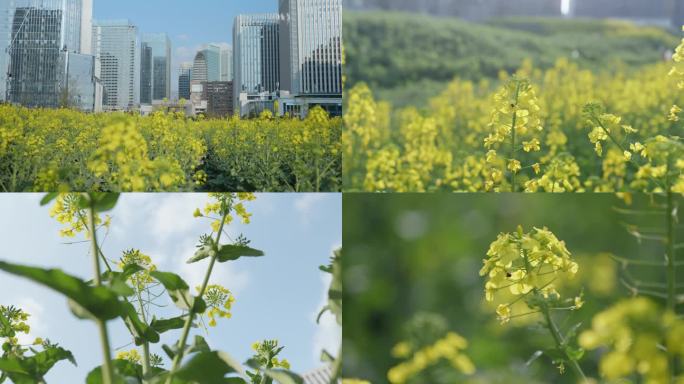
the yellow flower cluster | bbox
[197,193,256,232]
[344,54,684,192]
[480,226,580,324]
[0,107,341,192]
[669,26,684,89]
[49,193,110,237]
[118,249,157,291]
[387,332,475,384]
[115,349,142,364]
[250,339,290,369]
[199,284,235,327]
[579,298,684,383]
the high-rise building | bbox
[178,62,192,101]
[6,0,91,107]
[220,46,233,81]
[140,33,171,103]
[233,13,280,113]
[192,51,208,82]
[0,0,14,101]
[92,20,139,111]
[204,44,221,82]
[80,0,92,54]
[59,50,98,111]
[5,0,82,107]
[279,0,342,96]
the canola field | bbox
[344,50,684,193]
[0,107,341,192]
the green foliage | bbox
[0,261,127,320]
[343,193,684,383]
[148,271,206,312]
[345,12,678,106]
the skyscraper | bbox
[233,13,280,109]
[0,0,14,101]
[279,0,342,95]
[204,44,221,82]
[92,20,139,111]
[220,46,233,81]
[80,0,92,54]
[178,62,192,100]
[140,33,171,103]
[192,51,208,82]
[6,0,91,106]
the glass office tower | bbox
[279,0,342,95]
[0,0,14,101]
[140,33,171,103]
[178,62,192,100]
[233,13,280,96]
[92,20,139,111]
[7,0,87,107]
[204,44,221,82]
[220,46,233,82]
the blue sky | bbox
[0,193,341,382]
[93,0,278,97]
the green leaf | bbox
[149,271,206,312]
[565,346,585,361]
[0,346,76,384]
[187,245,216,264]
[0,261,126,321]
[89,193,120,213]
[262,369,303,384]
[186,335,211,354]
[320,349,334,363]
[215,245,264,263]
[122,302,160,345]
[174,351,244,384]
[150,316,186,334]
[86,359,142,384]
[40,193,59,206]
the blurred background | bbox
[343,193,684,383]
[344,0,682,107]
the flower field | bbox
[0,107,341,192]
[344,49,684,193]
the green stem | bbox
[510,81,521,192]
[540,304,587,382]
[329,345,342,384]
[88,202,114,384]
[165,213,228,384]
[666,159,677,382]
[136,290,151,382]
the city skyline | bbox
[93,0,275,100]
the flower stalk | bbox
[165,211,229,383]
[87,202,114,384]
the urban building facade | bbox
[192,51,208,82]
[178,62,192,100]
[205,81,233,117]
[220,45,233,81]
[140,33,171,103]
[0,0,15,101]
[92,20,139,111]
[204,44,221,82]
[59,50,99,111]
[233,13,280,116]
[279,0,342,95]
[6,0,94,107]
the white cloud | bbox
[294,194,326,223]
